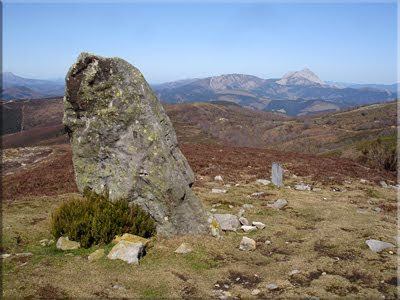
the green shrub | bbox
[357,136,397,171]
[51,190,156,248]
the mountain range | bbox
[153,68,397,115]
[2,70,397,116]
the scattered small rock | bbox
[380,181,388,188]
[174,243,192,254]
[252,221,266,229]
[241,225,257,232]
[239,237,256,251]
[256,179,271,185]
[288,270,300,276]
[88,249,105,262]
[373,207,382,213]
[365,239,395,253]
[267,199,287,209]
[266,283,278,290]
[242,204,254,209]
[251,192,264,197]
[356,209,369,215]
[235,183,240,187]
[214,214,240,231]
[15,252,33,257]
[312,187,321,192]
[239,217,249,226]
[215,175,223,182]
[294,183,311,191]
[225,184,231,188]
[107,240,145,264]
[1,254,12,259]
[360,179,368,184]
[211,208,217,213]
[251,289,261,296]
[56,237,80,251]
[228,205,234,209]
[39,239,54,246]
[265,240,272,245]
[112,284,126,291]
[212,188,227,194]
[389,251,394,255]
[321,272,327,276]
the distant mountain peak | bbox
[207,73,264,90]
[277,68,325,86]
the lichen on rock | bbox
[64,52,208,235]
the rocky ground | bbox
[2,143,398,299]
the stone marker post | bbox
[271,162,283,187]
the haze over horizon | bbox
[5,2,397,84]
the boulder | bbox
[239,237,256,251]
[365,239,395,253]
[56,237,80,251]
[88,249,105,262]
[107,240,145,264]
[214,214,240,231]
[64,53,208,235]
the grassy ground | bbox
[2,175,398,299]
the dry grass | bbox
[2,176,398,299]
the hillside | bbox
[1,98,396,162]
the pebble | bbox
[242,204,254,209]
[389,251,394,255]
[15,252,33,257]
[266,283,278,290]
[288,270,300,276]
[252,221,266,229]
[211,208,217,212]
[212,188,227,194]
[251,192,264,197]
[321,272,327,276]
[215,175,223,182]
[251,289,261,296]
[228,205,234,209]
[265,240,272,245]
[1,254,12,259]
[235,183,240,187]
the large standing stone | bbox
[271,162,283,187]
[63,53,208,235]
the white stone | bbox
[256,179,271,185]
[211,208,217,212]
[365,239,395,253]
[239,237,256,251]
[239,217,249,225]
[242,225,257,232]
[251,289,261,295]
[265,240,272,245]
[1,254,11,259]
[107,240,145,264]
[15,252,33,257]
[56,237,80,251]
[288,270,300,276]
[266,283,278,290]
[212,188,227,194]
[294,183,311,191]
[215,175,223,182]
[228,205,234,209]
[360,179,368,184]
[242,204,254,209]
[380,181,388,188]
[251,192,264,197]
[174,243,192,254]
[252,221,266,229]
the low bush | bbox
[357,135,397,171]
[51,190,156,248]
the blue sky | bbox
[4,1,397,84]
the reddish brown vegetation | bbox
[2,142,395,201]
[2,145,78,201]
[181,144,396,185]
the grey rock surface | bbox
[214,214,240,231]
[268,198,288,209]
[271,162,283,187]
[239,237,256,251]
[64,53,208,235]
[365,239,394,253]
